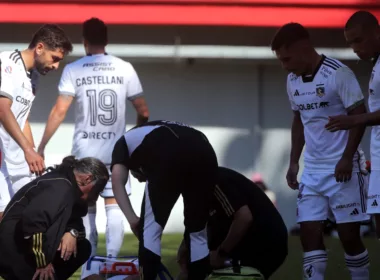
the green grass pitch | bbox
[68,234,380,280]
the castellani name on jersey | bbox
[0,50,38,165]
[287,55,365,172]
[369,56,380,170]
[58,53,143,165]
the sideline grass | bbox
[66,234,380,279]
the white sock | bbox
[345,250,370,280]
[105,204,125,257]
[82,204,98,257]
[303,250,327,280]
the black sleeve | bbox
[111,136,130,172]
[214,183,247,217]
[65,201,87,235]
[21,181,75,268]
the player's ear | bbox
[35,42,45,56]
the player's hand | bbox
[32,263,55,280]
[210,250,226,269]
[335,157,353,183]
[177,239,189,274]
[24,147,45,176]
[130,217,140,240]
[37,145,45,160]
[286,163,299,190]
[57,232,77,261]
[325,115,356,132]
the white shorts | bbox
[6,161,34,196]
[100,170,132,198]
[366,170,380,214]
[81,256,139,279]
[0,163,12,212]
[296,172,369,224]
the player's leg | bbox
[233,219,288,279]
[82,202,98,257]
[366,170,380,238]
[297,173,330,280]
[7,161,33,197]
[0,166,12,220]
[80,200,98,279]
[139,179,181,280]
[238,241,287,279]
[104,197,125,257]
[330,172,370,280]
[10,175,32,195]
[181,162,216,280]
[102,176,130,257]
[53,238,92,279]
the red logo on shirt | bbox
[4,66,12,74]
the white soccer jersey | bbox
[368,56,380,170]
[0,50,38,165]
[287,55,365,172]
[58,53,143,165]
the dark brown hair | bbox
[271,22,310,51]
[345,10,379,30]
[29,24,73,55]
[83,17,108,46]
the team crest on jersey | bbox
[4,66,12,74]
[316,85,325,98]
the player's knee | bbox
[300,221,325,251]
[337,222,361,241]
[337,222,365,254]
[77,239,92,264]
[374,215,380,238]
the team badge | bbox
[316,86,325,98]
[4,66,12,74]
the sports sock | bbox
[345,250,370,280]
[303,250,327,280]
[82,204,98,257]
[105,204,125,257]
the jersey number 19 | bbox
[86,89,117,126]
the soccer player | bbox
[0,24,73,220]
[0,156,109,280]
[325,11,380,239]
[37,18,149,260]
[111,120,218,280]
[177,167,288,280]
[271,23,370,280]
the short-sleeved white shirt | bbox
[58,53,143,165]
[368,56,380,170]
[0,50,38,165]
[287,55,365,172]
